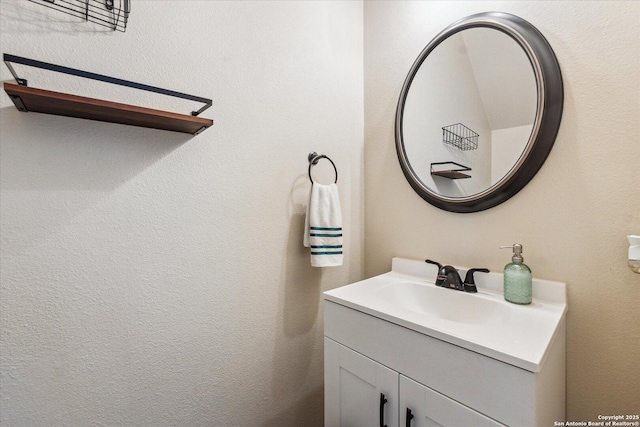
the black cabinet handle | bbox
[379,393,388,427]
[406,407,414,427]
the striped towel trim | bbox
[310,227,343,255]
[310,226,342,238]
[310,244,343,255]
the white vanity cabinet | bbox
[325,337,503,427]
[399,372,502,427]
[323,258,567,427]
[324,337,399,427]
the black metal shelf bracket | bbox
[3,53,212,117]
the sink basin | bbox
[323,257,567,371]
[375,282,510,324]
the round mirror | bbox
[395,12,563,213]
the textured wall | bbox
[0,1,363,425]
[364,0,639,420]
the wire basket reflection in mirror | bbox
[442,123,478,151]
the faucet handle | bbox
[463,268,490,293]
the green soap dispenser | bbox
[500,243,532,305]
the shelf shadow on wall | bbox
[0,106,192,253]
[0,106,191,191]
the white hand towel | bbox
[304,183,343,267]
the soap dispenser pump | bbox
[500,243,532,305]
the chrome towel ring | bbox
[308,152,338,184]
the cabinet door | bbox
[400,376,504,427]
[325,338,399,427]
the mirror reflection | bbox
[402,28,537,198]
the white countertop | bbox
[324,257,567,372]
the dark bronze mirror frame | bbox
[395,12,563,213]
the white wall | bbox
[365,0,639,421]
[491,124,533,183]
[0,1,363,425]
[463,28,537,130]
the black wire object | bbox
[28,0,130,32]
[308,152,338,184]
[442,123,479,151]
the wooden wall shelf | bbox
[431,169,472,179]
[430,161,472,179]
[4,83,213,135]
[3,53,214,135]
